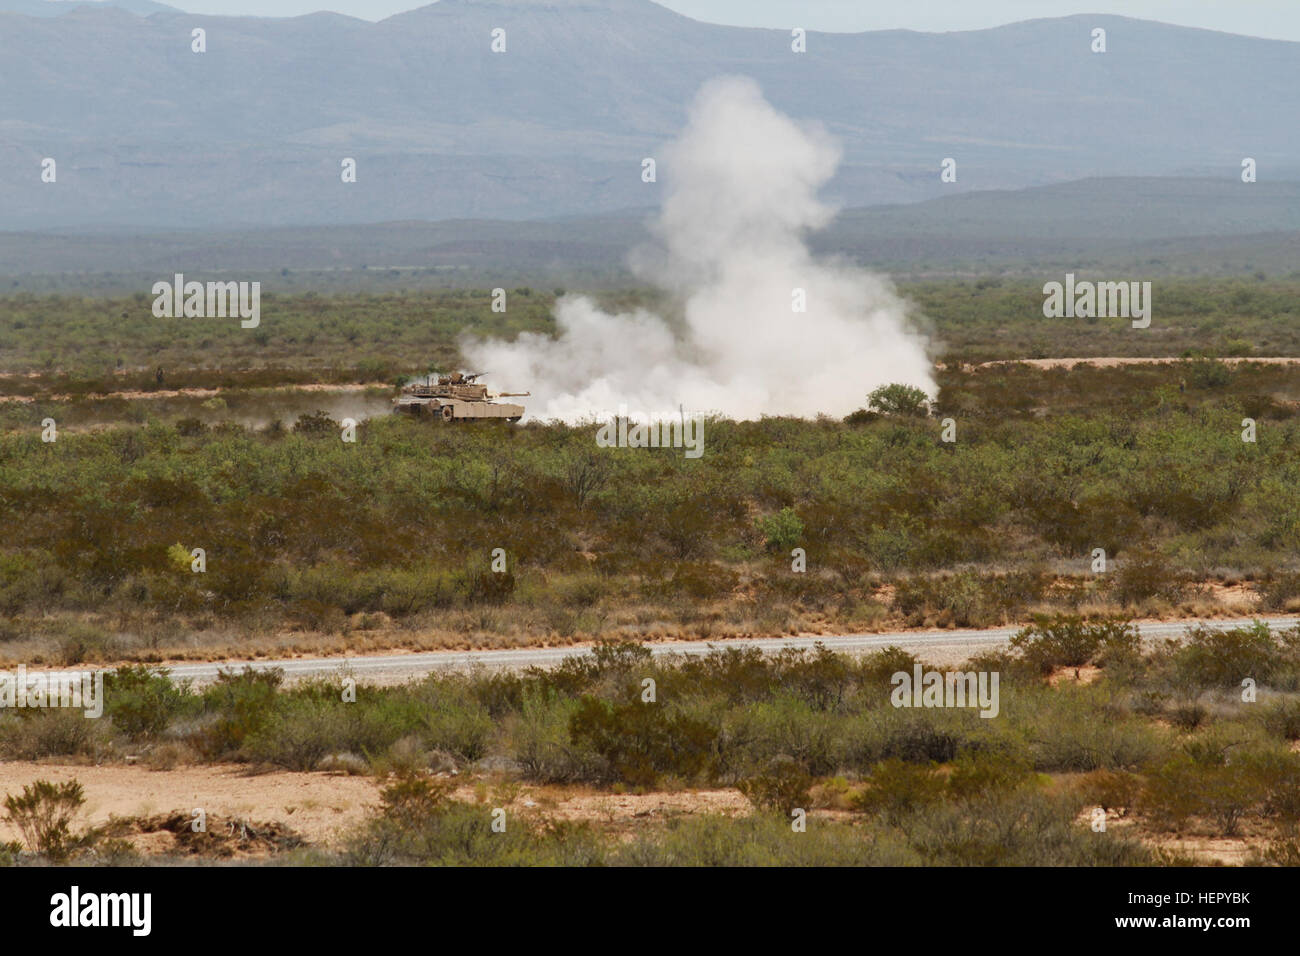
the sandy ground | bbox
[0,760,1277,864]
[0,760,755,852]
[0,761,377,849]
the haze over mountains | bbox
[1,1,1298,231]
[4,176,1299,291]
[0,1,1297,284]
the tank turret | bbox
[392,372,528,422]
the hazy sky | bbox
[163,0,1300,42]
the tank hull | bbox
[393,396,524,422]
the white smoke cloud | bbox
[462,75,934,422]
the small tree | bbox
[867,383,930,417]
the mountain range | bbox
[0,1,1297,231]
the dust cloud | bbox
[462,75,934,422]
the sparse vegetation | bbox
[0,627,1297,863]
[4,280,1300,866]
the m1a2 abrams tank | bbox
[392,372,529,423]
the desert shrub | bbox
[1259,697,1300,741]
[292,410,338,435]
[654,561,739,601]
[1264,833,1300,866]
[377,770,457,827]
[965,648,1042,687]
[55,621,119,666]
[414,684,493,760]
[589,639,654,675]
[1190,763,1266,836]
[757,508,804,553]
[3,779,94,862]
[1024,489,1142,555]
[892,571,998,627]
[468,671,527,717]
[0,708,114,760]
[1259,571,1300,611]
[1187,358,1232,389]
[670,646,776,705]
[369,568,458,615]
[245,700,371,771]
[1113,549,1187,605]
[464,568,515,605]
[858,646,920,693]
[945,750,1035,800]
[1141,749,1278,835]
[773,645,854,711]
[1010,615,1139,674]
[1167,622,1282,692]
[1077,769,1143,817]
[843,408,878,426]
[612,813,921,866]
[721,695,844,777]
[191,667,285,759]
[1235,748,1300,823]
[554,574,606,608]
[567,696,717,787]
[1020,688,1164,772]
[852,759,945,821]
[503,688,603,782]
[1168,702,1209,730]
[737,756,813,816]
[103,665,193,740]
[244,681,472,771]
[347,798,603,867]
[843,707,985,769]
[981,569,1051,615]
[903,790,1152,866]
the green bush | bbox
[737,756,813,816]
[1010,615,1139,674]
[192,667,285,759]
[868,383,930,417]
[1167,622,1282,692]
[852,759,946,820]
[104,665,193,740]
[757,508,804,553]
[3,779,94,862]
[568,696,717,787]
[945,751,1035,800]
[1113,549,1186,605]
[1260,698,1300,741]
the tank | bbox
[392,372,528,422]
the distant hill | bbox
[3,176,1298,290]
[0,3,1297,229]
[0,0,180,16]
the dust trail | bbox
[463,75,934,422]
